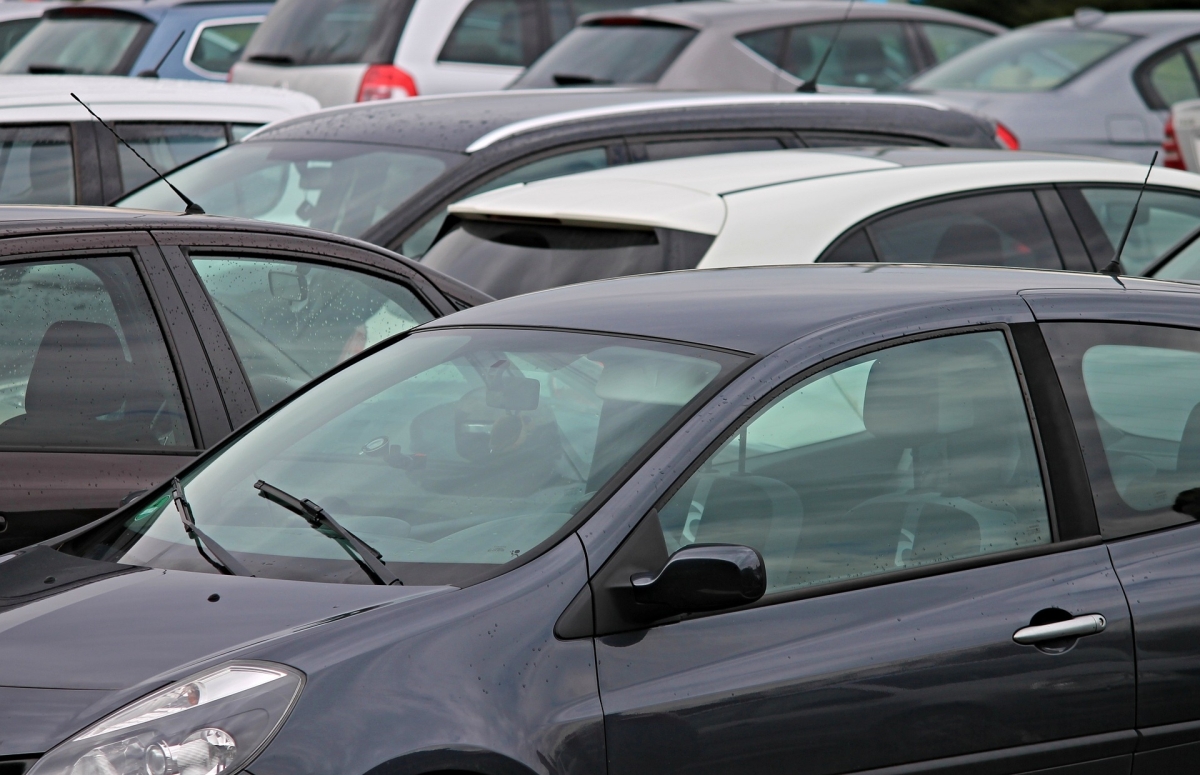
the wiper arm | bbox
[172,478,253,577]
[254,480,402,586]
[247,53,295,65]
[552,73,612,86]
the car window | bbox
[739,20,916,90]
[112,123,229,194]
[1042,322,1200,538]
[640,136,784,162]
[188,20,260,76]
[0,257,191,450]
[0,12,151,75]
[1079,187,1200,276]
[401,146,609,258]
[1145,49,1200,107]
[439,0,537,67]
[243,0,414,67]
[0,125,74,205]
[852,191,1062,269]
[658,331,1050,594]
[919,22,993,64]
[512,21,696,88]
[190,256,435,409]
[0,17,38,60]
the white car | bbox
[0,75,319,205]
[423,147,1200,298]
[229,0,686,107]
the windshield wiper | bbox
[247,53,295,65]
[254,480,402,586]
[173,478,253,577]
[552,73,612,86]
[29,64,82,74]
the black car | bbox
[6,264,1200,775]
[0,206,486,551]
[116,89,1003,258]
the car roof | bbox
[447,148,1200,235]
[0,76,319,123]
[424,264,1186,355]
[584,1,1003,32]
[1028,10,1200,35]
[0,1,55,21]
[247,89,988,153]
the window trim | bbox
[182,15,266,79]
[1135,33,1200,111]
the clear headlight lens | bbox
[30,662,303,775]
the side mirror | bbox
[631,544,766,614]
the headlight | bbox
[29,662,303,775]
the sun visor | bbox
[593,347,720,405]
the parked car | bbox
[117,90,1004,258]
[510,1,1002,93]
[427,147,1200,298]
[7,264,1200,775]
[229,0,692,107]
[905,9,1200,163]
[0,0,270,81]
[0,206,487,552]
[0,76,318,205]
[0,0,56,60]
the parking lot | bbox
[2,1,1200,774]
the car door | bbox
[589,326,1135,775]
[0,232,223,552]
[1028,307,1200,774]
[151,230,470,415]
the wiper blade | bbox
[173,478,253,577]
[247,53,295,65]
[552,73,612,86]
[254,480,402,586]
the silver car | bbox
[510,1,1001,92]
[906,9,1200,162]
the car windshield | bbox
[512,21,697,88]
[909,28,1133,92]
[68,328,739,586]
[243,0,413,66]
[117,140,462,238]
[0,12,151,74]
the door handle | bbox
[1013,614,1106,645]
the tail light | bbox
[357,64,418,102]
[1163,115,1186,170]
[994,121,1020,150]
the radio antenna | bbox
[137,29,186,78]
[71,93,204,215]
[797,0,855,93]
[1101,150,1158,277]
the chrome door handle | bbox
[1013,614,1106,645]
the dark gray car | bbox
[6,264,1200,775]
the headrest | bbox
[593,347,719,406]
[25,321,128,418]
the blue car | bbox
[0,0,270,80]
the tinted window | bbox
[113,123,229,194]
[0,17,38,60]
[191,256,434,409]
[118,141,460,239]
[920,22,993,64]
[78,329,737,585]
[401,146,609,258]
[0,257,191,450]
[1079,187,1200,276]
[243,0,413,66]
[0,13,151,75]
[911,29,1132,92]
[189,20,260,75]
[1146,49,1199,107]
[0,125,74,205]
[1042,322,1200,538]
[439,0,537,67]
[859,191,1061,269]
[641,136,784,162]
[422,221,713,298]
[513,22,696,88]
[659,331,1050,594]
[739,20,916,90]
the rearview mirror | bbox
[631,544,765,614]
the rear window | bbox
[511,20,696,88]
[0,17,39,60]
[243,0,414,67]
[421,219,713,298]
[0,11,152,75]
[188,20,261,76]
[910,28,1133,92]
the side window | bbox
[438,0,538,67]
[1076,187,1200,276]
[230,124,260,142]
[658,331,1051,594]
[919,23,992,65]
[187,20,260,77]
[0,125,74,205]
[1041,323,1200,538]
[638,136,785,162]
[189,256,435,409]
[861,191,1063,269]
[739,20,917,90]
[1140,42,1200,109]
[400,146,610,258]
[112,123,228,194]
[821,229,876,263]
[0,257,191,449]
[0,17,38,59]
